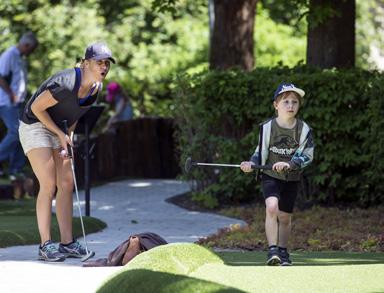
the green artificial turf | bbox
[98,244,384,293]
[0,199,106,247]
[97,243,243,293]
[198,251,384,293]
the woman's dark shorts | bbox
[261,173,298,213]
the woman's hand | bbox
[58,132,72,159]
[272,162,290,172]
[240,161,254,173]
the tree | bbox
[153,0,257,71]
[0,0,208,117]
[209,0,258,71]
[307,0,355,68]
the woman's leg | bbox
[52,150,74,244]
[265,196,279,246]
[27,148,57,245]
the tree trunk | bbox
[209,0,257,71]
[307,0,355,68]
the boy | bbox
[240,82,314,266]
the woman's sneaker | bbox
[266,246,281,266]
[58,239,89,258]
[279,248,292,266]
[38,240,66,262]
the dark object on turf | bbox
[184,156,272,173]
[82,232,168,267]
[63,120,95,262]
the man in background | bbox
[0,32,38,180]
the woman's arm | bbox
[114,95,126,116]
[31,89,72,151]
[103,94,127,131]
[69,122,77,139]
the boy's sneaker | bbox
[38,240,66,262]
[279,248,292,266]
[266,246,281,266]
[58,239,89,258]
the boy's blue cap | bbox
[84,42,115,63]
[273,82,305,101]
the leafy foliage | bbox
[199,205,384,252]
[1,0,382,120]
[255,3,307,67]
[260,0,308,26]
[356,0,384,70]
[174,66,384,207]
[0,0,208,116]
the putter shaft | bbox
[195,162,241,168]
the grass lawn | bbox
[97,243,384,293]
[0,199,106,247]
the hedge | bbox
[173,66,384,208]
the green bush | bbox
[174,66,384,207]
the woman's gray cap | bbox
[84,42,115,63]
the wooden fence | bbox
[74,117,180,186]
[0,117,180,199]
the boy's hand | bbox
[240,161,254,173]
[273,162,290,172]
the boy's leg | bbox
[262,174,282,265]
[277,211,293,266]
[265,196,279,246]
[277,181,298,266]
[265,197,281,265]
[277,211,292,248]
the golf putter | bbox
[184,156,272,173]
[63,120,95,262]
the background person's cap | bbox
[106,82,121,103]
[273,82,305,101]
[84,42,115,63]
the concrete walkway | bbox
[0,179,245,293]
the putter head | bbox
[81,250,95,262]
[184,157,193,173]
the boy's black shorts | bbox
[261,173,298,213]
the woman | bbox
[19,42,115,262]
[104,81,133,132]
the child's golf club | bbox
[63,120,95,262]
[184,156,272,173]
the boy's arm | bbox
[240,146,259,173]
[288,129,314,170]
[250,145,260,164]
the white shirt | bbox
[0,46,28,106]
